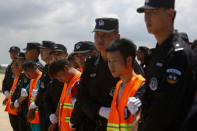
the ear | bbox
[65,53,68,57]
[168,9,175,20]
[64,65,69,71]
[126,56,133,67]
[116,33,120,39]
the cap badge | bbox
[99,20,104,26]
[76,45,80,49]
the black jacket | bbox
[2,63,14,93]
[35,65,51,131]
[44,79,63,120]
[70,54,119,131]
[138,32,197,131]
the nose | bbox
[144,12,150,23]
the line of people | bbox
[2,0,197,131]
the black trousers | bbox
[8,114,19,131]
[39,109,50,131]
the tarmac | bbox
[0,74,12,131]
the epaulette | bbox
[84,54,99,66]
[172,33,186,52]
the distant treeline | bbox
[0,65,6,74]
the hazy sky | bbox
[0,0,196,64]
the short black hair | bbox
[106,38,137,64]
[68,53,77,61]
[22,60,37,70]
[48,59,71,78]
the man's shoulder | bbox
[170,33,194,60]
[84,54,100,67]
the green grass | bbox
[0,69,5,74]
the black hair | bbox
[106,38,137,64]
[48,59,71,78]
[68,53,77,61]
[22,60,37,70]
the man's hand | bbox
[27,109,36,121]
[16,105,22,113]
[48,123,56,131]
[127,97,142,115]
[18,96,28,104]
[49,114,58,124]
[72,129,77,131]
[98,107,110,119]
[10,102,14,109]
[2,98,8,105]
[29,102,38,110]
[21,88,28,97]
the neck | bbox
[120,69,135,85]
[35,70,42,77]
[154,27,173,46]
[66,68,80,84]
[101,51,107,61]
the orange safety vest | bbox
[79,68,83,73]
[27,73,42,124]
[59,73,81,131]
[107,74,145,131]
[5,76,20,115]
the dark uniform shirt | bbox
[11,73,30,102]
[2,62,15,93]
[44,79,63,130]
[70,54,119,131]
[11,73,31,131]
[35,65,51,131]
[138,32,196,131]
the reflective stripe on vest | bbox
[107,123,133,131]
[5,77,19,115]
[107,74,145,131]
[65,117,70,122]
[63,103,73,109]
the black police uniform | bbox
[11,73,31,131]
[133,59,145,77]
[70,54,119,131]
[138,32,196,131]
[34,65,51,131]
[181,95,197,131]
[2,63,15,93]
[44,79,64,131]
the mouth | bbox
[96,43,105,46]
[111,70,116,74]
[146,23,152,28]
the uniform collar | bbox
[155,33,174,51]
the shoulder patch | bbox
[166,68,181,84]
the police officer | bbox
[11,52,31,131]
[68,53,80,69]
[44,43,68,131]
[136,46,150,76]
[34,41,55,131]
[73,41,97,72]
[136,0,196,130]
[2,46,20,105]
[70,18,120,131]
[23,42,44,71]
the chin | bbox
[111,73,119,78]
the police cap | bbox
[74,41,95,54]
[93,18,119,33]
[137,0,175,13]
